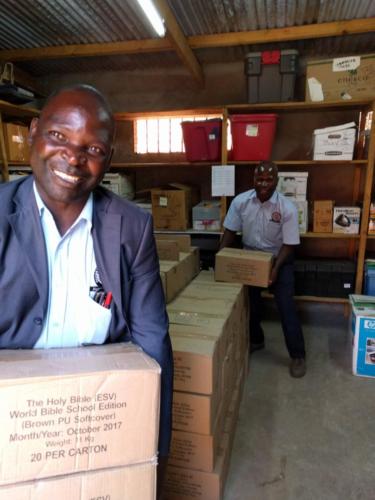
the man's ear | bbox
[28,118,39,146]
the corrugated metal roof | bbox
[0,0,374,76]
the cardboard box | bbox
[292,200,308,234]
[306,54,375,102]
[277,172,308,201]
[164,434,231,500]
[151,184,199,230]
[3,123,30,162]
[215,248,273,287]
[159,248,200,303]
[156,239,180,261]
[368,203,375,235]
[313,200,334,233]
[0,344,160,485]
[155,234,192,252]
[350,295,375,378]
[0,462,156,500]
[313,122,356,161]
[100,173,135,199]
[192,201,221,231]
[333,207,361,234]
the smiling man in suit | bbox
[0,84,172,497]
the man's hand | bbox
[269,266,279,286]
[157,455,168,500]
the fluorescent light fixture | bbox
[136,0,166,37]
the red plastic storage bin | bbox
[230,114,278,161]
[181,119,222,162]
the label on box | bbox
[332,56,360,72]
[12,135,24,143]
[246,124,258,137]
[208,134,216,140]
[159,196,168,207]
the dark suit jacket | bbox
[0,175,173,456]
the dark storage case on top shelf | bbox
[245,49,299,103]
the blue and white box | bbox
[350,295,375,378]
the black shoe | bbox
[250,342,265,354]
[289,358,306,378]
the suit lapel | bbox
[92,192,122,312]
[8,179,48,304]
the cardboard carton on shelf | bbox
[333,207,361,234]
[0,462,156,500]
[292,200,308,234]
[215,248,273,288]
[101,172,135,200]
[368,203,375,235]
[192,200,222,232]
[151,183,199,230]
[313,122,356,161]
[0,344,160,486]
[313,200,334,233]
[3,123,30,162]
[306,53,375,102]
[277,172,308,201]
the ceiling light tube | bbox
[136,0,166,37]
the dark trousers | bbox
[249,262,305,359]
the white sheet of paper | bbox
[211,165,235,196]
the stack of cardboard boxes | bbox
[0,344,160,499]
[164,271,249,500]
[156,235,200,303]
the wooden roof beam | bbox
[153,0,204,86]
[189,17,375,48]
[0,17,373,62]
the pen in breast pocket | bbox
[103,292,113,309]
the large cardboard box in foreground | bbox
[0,461,156,500]
[215,247,273,287]
[0,344,160,485]
[306,54,375,102]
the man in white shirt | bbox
[0,84,172,496]
[220,161,306,378]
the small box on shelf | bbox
[277,172,308,201]
[313,122,356,161]
[192,200,221,232]
[3,123,30,162]
[313,200,334,233]
[333,207,360,234]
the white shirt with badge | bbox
[223,189,300,256]
[33,183,112,349]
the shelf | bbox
[111,161,214,169]
[301,232,360,239]
[232,160,367,166]
[262,291,349,304]
[0,99,39,119]
[111,159,367,169]
[154,229,222,236]
[226,98,374,113]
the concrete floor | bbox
[224,302,375,500]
